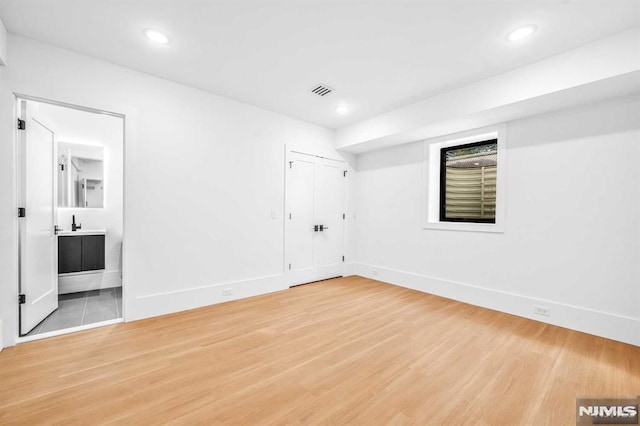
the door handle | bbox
[313,225,319,232]
[319,225,328,232]
[54,225,62,235]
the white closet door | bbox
[285,153,317,285]
[20,101,58,335]
[285,151,345,286]
[314,160,345,281]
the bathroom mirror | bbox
[57,142,104,208]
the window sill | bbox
[422,221,504,233]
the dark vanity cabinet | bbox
[58,235,105,273]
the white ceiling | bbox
[1,0,638,129]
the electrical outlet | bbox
[534,305,550,316]
[372,269,379,277]
[222,288,233,297]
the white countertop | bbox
[58,229,106,236]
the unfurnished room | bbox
[0,1,639,424]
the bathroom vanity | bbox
[58,230,106,273]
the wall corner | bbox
[0,18,7,66]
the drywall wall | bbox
[0,35,355,347]
[35,102,124,292]
[0,42,14,348]
[355,97,640,345]
[0,18,6,66]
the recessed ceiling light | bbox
[143,29,170,44]
[335,105,350,115]
[506,24,537,42]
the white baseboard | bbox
[59,270,122,294]
[343,262,357,277]
[129,264,360,322]
[355,263,640,347]
[130,274,288,321]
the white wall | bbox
[0,35,355,347]
[0,26,14,349]
[355,97,640,346]
[0,17,6,66]
[36,102,124,292]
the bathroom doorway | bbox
[16,96,125,340]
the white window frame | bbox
[422,124,506,233]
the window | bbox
[440,139,497,223]
[423,125,505,233]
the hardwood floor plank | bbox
[1,276,638,425]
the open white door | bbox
[19,100,58,335]
[285,150,345,286]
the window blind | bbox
[440,139,497,223]
[444,165,496,219]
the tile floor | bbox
[26,287,122,336]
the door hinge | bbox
[342,213,345,220]
[289,213,292,220]
[18,207,26,218]
[17,118,26,130]
[289,161,293,169]
[288,263,292,270]
[342,256,345,262]
[19,294,25,304]
[343,170,347,177]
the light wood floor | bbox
[1,276,639,425]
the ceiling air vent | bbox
[309,84,334,97]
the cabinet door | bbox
[81,235,105,271]
[58,236,82,273]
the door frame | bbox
[13,93,128,343]
[284,148,347,286]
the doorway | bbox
[285,150,346,286]
[16,96,125,340]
